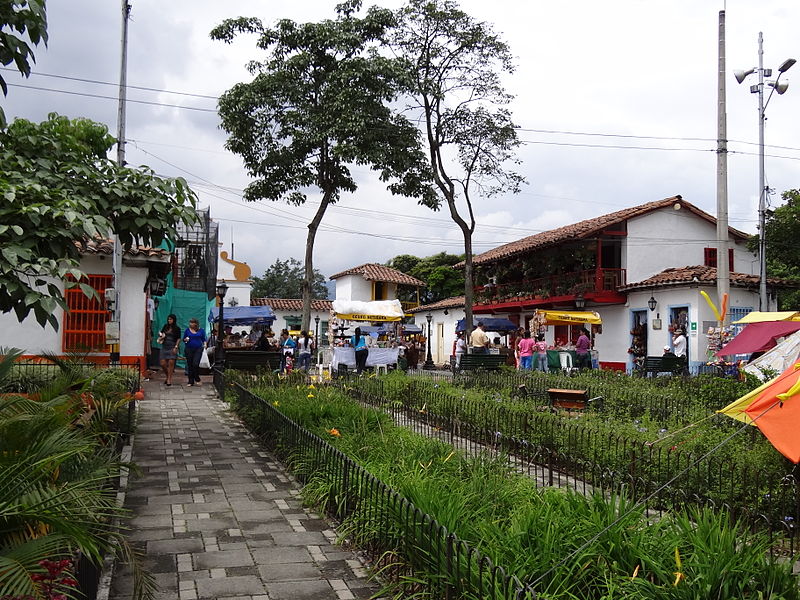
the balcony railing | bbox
[474,268,626,305]
[401,301,421,312]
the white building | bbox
[0,239,171,369]
[415,196,790,371]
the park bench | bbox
[224,350,282,372]
[641,355,687,376]
[455,353,507,373]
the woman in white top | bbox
[454,331,466,367]
[296,330,314,372]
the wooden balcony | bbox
[401,301,421,313]
[474,268,626,312]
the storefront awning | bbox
[208,305,276,325]
[716,321,800,357]
[733,311,800,324]
[455,318,518,333]
[535,310,602,325]
[331,299,404,322]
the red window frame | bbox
[703,248,734,271]
[62,274,112,352]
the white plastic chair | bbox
[559,352,576,375]
[375,364,388,375]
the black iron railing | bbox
[232,383,538,600]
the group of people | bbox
[157,314,207,386]
[452,322,595,372]
[249,327,315,373]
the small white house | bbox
[0,239,171,369]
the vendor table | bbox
[332,347,399,370]
[546,350,577,371]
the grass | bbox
[232,379,800,599]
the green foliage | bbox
[0,0,47,127]
[251,257,328,299]
[234,380,799,599]
[387,252,465,303]
[0,349,154,599]
[754,189,800,309]
[0,114,198,328]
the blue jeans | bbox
[471,346,487,354]
[520,355,533,370]
[536,353,548,372]
[185,346,202,383]
[296,353,312,371]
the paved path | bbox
[109,378,380,600]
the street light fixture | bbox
[314,315,321,362]
[647,296,657,312]
[735,33,795,310]
[574,293,586,310]
[214,281,228,371]
[423,312,435,370]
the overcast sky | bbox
[4,0,799,282]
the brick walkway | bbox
[109,378,380,600]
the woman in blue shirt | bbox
[183,318,207,386]
[350,327,369,374]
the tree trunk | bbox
[302,193,331,332]
[461,224,474,352]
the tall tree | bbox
[0,114,197,328]
[251,258,328,299]
[388,252,464,303]
[757,189,800,309]
[211,0,436,331]
[392,0,524,338]
[0,0,47,127]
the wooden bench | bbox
[547,388,590,411]
[224,350,282,372]
[455,353,507,372]
[641,355,686,376]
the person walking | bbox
[279,329,296,373]
[158,314,181,386]
[516,330,535,370]
[296,330,314,372]
[350,327,370,374]
[183,318,207,386]
[454,331,466,368]
[575,327,592,370]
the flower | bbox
[308,384,316,389]
[328,428,341,437]
[272,400,280,407]
[307,393,315,398]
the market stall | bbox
[530,309,603,370]
[329,300,403,371]
[208,305,276,326]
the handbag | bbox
[199,350,211,369]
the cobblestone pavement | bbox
[109,378,381,600]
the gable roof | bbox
[251,298,333,312]
[329,263,426,287]
[621,265,797,291]
[466,196,750,267]
[409,296,466,313]
[76,238,169,258]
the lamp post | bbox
[735,34,795,310]
[214,281,228,370]
[423,312,435,370]
[314,315,320,360]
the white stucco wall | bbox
[224,281,251,308]
[119,266,148,358]
[334,275,373,302]
[415,308,465,364]
[269,308,332,337]
[624,206,756,282]
[0,278,65,354]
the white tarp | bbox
[743,330,800,379]
[331,299,404,321]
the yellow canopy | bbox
[334,313,403,322]
[536,310,602,325]
[718,376,777,424]
[733,311,800,324]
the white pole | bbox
[111,0,131,360]
[757,32,767,310]
[716,11,730,325]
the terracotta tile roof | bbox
[76,238,169,258]
[620,266,798,290]
[251,298,333,312]
[329,263,426,287]
[464,196,750,267]
[409,296,465,313]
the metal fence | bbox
[342,377,799,555]
[231,381,539,600]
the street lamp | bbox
[423,312,435,370]
[574,293,586,310]
[314,315,320,360]
[647,296,657,312]
[735,33,795,310]
[214,281,228,371]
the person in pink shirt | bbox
[535,334,549,372]
[517,330,536,370]
[576,327,592,370]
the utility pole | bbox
[110,0,131,362]
[756,32,767,311]
[716,10,730,325]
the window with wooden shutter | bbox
[703,248,734,271]
[62,274,112,351]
